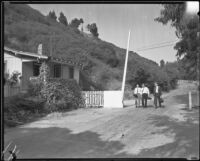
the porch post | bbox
[39,61,50,85]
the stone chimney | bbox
[38,44,42,55]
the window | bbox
[69,67,74,79]
[54,64,61,78]
[33,62,41,76]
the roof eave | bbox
[4,46,48,59]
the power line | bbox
[137,39,179,48]
[136,43,176,51]
[135,39,179,51]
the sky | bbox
[29,4,179,64]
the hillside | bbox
[4,3,175,91]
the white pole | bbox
[121,30,131,102]
[189,91,192,110]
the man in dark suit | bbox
[153,82,162,108]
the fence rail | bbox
[4,84,21,97]
[82,91,104,107]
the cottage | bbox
[4,46,82,91]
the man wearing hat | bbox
[153,82,162,108]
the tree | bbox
[58,12,68,26]
[87,23,99,37]
[160,59,165,68]
[48,10,57,21]
[155,4,200,80]
[134,68,151,86]
[69,18,84,28]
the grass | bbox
[4,94,47,128]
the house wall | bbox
[62,65,69,79]
[4,53,35,90]
[4,52,81,90]
[48,62,55,78]
[49,62,80,84]
[22,62,33,90]
[4,53,22,75]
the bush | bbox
[41,78,85,112]
[27,62,49,96]
[27,78,43,96]
[169,78,178,89]
[6,71,21,86]
[124,90,134,100]
[4,95,46,127]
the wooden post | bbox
[121,30,131,102]
[189,91,192,110]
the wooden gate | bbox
[82,91,104,107]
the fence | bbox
[4,84,21,97]
[82,91,104,108]
[82,90,124,108]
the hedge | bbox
[40,78,85,112]
[4,95,46,127]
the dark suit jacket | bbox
[153,86,162,96]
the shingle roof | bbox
[4,46,48,59]
[50,56,83,69]
[4,46,83,69]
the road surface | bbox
[4,81,199,158]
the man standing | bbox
[153,82,162,108]
[141,83,150,107]
[134,84,142,108]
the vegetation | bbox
[155,3,200,80]
[58,12,68,26]
[5,64,84,127]
[87,23,99,37]
[4,3,181,92]
[5,71,21,86]
[47,10,57,21]
[4,94,46,127]
[160,59,165,68]
[40,78,85,112]
[39,62,50,82]
[69,18,83,28]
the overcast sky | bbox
[29,4,179,64]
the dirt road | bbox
[4,81,199,158]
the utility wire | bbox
[135,39,179,51]
[136,42,177,52]
[136,39,179,49]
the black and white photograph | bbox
[1,1,199,159]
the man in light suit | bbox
[141,83,150,108]
[153,82,162,108]
[134,84,142,108]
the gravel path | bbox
[4,81,199,158]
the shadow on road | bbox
[4,127,134,158]
[136,114,199,158]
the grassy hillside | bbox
[4,3,176,91]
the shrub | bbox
[39,62,50,82]
[27,78,43,96]
[124,90,134,100]
[41,78,85,112]
[4,95,46,127]
[6,71,21,86]
[169,78,178,89]
[27,62,50,96]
